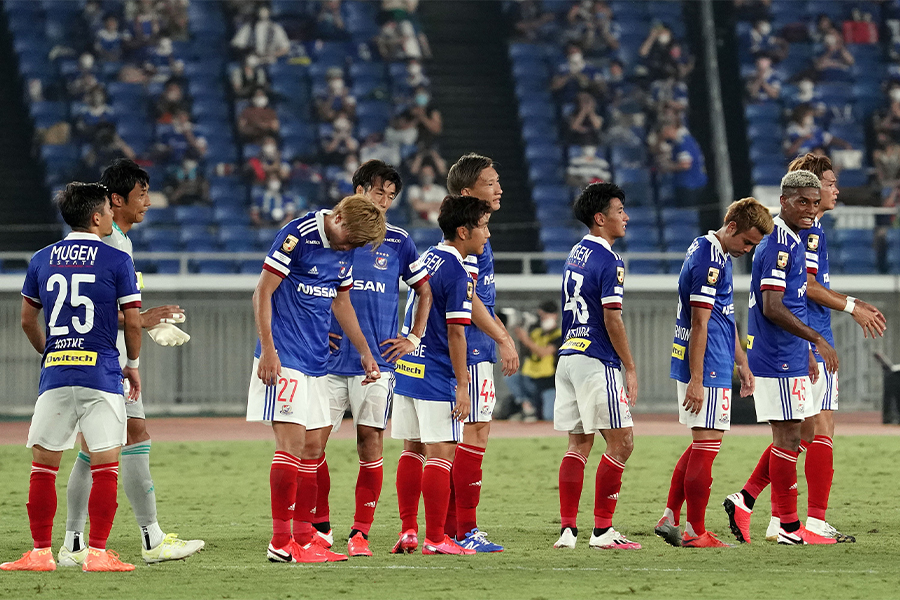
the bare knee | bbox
[356,426,383,462]
[462,421,490,448]
[403,440,425,456]
[126,418,150,446]
[602,428,634,463]
[566,433,594,458]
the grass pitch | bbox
[0,433,897,600]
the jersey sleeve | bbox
[802,228,822,275]
[116,255,142,310]
[463,254,479,282]
[337,265,353,292]
[687,245,720,310]
[21,258,42,308]
[598,255,625,310]
[399,236,430,289]
[445,267,473,326]
[262,223,303,279]
[759,239,791,292]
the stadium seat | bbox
[627,259,665,274]
[411,227,443,249]
[192,259,236,274]
[832,228,875,248]
[532,185,570,206]
[626,225,661,246]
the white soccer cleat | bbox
[589,528,642,550]
[553,527,577,549]
[805,517,856,543]
[57,545,88,567]
[765,516,780,542]
[142,533,205,563]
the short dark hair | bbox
[538,300,558,314]
[56,182,110,230]
[99,158,149,202]
[787,153,834,180]
[352,159,403,196]
[573,182,626,228]
[438,195,491,241]
[447,153,493,195]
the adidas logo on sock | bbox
[469,481,482,487]
[364,501,377,508]
[288,503,295,511]
[308,266,318,274]
[789,483,798,490]
[607,493,619,500]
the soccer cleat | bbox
[82,548,135,572]
[0,548,56,571]
[314,528,334,548]
[777,525,838,545]
[553,527,577,549]
[57,545,88,567]
[723,492,752,544]
[422,535,476,555]
[301,542,348,562]
[654,516,682,547]
[456,528,504,553]
[391,529,419,554]
[765,516,780,542]
[347,532,372,557]
[142,533,205,564]
[267,539,329,563]
[681,531,733,548]
[589,528,642,550]
[805,518,856,543]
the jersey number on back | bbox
[47,273,96,336]
[563,271,589,324]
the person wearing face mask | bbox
[746,55,781,103]
[231,53,270,99]
[408,163,446,224]
[165,153,209,206]
[316,68,357,122]
[815,31,855,73]
[231,6,290,63]
[409,86,442,149]
[246,136,291,184]
[252,175,299,227]
[76,89,115,140]
[67,53,101,102]
[551,44,603,103]
[785,105,852,158]
[322,113,360,165]
[508,301,563,422]
[750,19,788,62]
[640,22,686,82]
[239,88,281,143]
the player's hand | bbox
[453,386,471,422]
[379,337,415,363]
[852,300,887,338]
[140,305,185,329]
[683,378,703,415]
[329,331,342,351]
[816,341,839,374]
[122,366,141,400]
[148,323,190,346]
[498,339,520,377]
[360,354,381,386]
[808,350,819,384]
[257,348,281,386]
[737,364,755,398]
[624,367,638,406]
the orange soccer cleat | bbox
[681,531,733,548]
[0,548,56,571]
[347,532,373,557]
[82,548,135,572]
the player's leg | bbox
[390,394,424,553]
[60,435,91,566]
[657,381,693,545]
[552,355,589,549]
[314,374,354,548]
[588,426,640,549]
[303,424,333,548]
[268,421,306,562]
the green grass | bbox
[0,434,898,600]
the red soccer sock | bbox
[559,451,587,530]
[744,444,773,499]
[453,444,485,539]
[313,454,330,529]
[665,444,692,525]
[444,470,457,539]
[805,435,834,521]
[422,457,452,543]
[87,463,119,550]
[396,451,425,532]
[352,458,384,535]
[293,458,319,545]
[773,440,809,518]
[770,446,800,525]
[684,440,721,535]
[27,462,59,549]
[269,451,300,548]
[594,454,625,530]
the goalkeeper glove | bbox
[148,323,191,346]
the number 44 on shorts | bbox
[479,380,495,416]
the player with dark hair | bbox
[390,194,492,555]
[307,160,433,557]
[655,198,773,548]
[553,182,641,550]
[248,194,386,564]
[438,153,518,552]
[59,159,204,566]
[3,183,140,572]
[723,170,840,546]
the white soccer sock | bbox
[121,440,163,549]
[63,531,84,553]
[140,522,166,551]
[662,507,676,523]
[64,451,92,550]
[684,522,697,538]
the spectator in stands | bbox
[814,31,855,73]
[875,142,900,189]
[164,153,209,206]
[317,0,350,41]
[566,91,604,146]
[157,0,190,41]
[95,13,130,62]
[231,5,290,64]
[785,104,851,157]
[552,44,604,103]
[76,88,115,141]
[407,163,446,224]
[327,153,359,203]
[157,109,206,163]
[809,13,840,45]
[230,53,270,99]
[360,132,401,166]
[321,113,359,165]
[129,0,162,50]
[82,122,136,178]
[655,120,708,207]
[875,86,900,147]
[408,145,447,179]
[508,301,562,422]
[564,0,620,57]
[651,75,690,117]
[245,136,291,185]
[251,175,299,227]
[142,36,178,82]
[566,145,611,187]
[749,19,788,62]
[83,0,105,33]
[510,0,556,42]
[410,86,442,149]
[376,19,405,61]
[385,109,419,149]
[405,59,430,89]
[155,79,190,124]
[640,21,679,81]
[238,89,280,143]
[316,67,357,122]
[68,53,102,102]
[399,19,431,59]
[746,54,781,103]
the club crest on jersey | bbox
[374,253,389,270]
[281,235,299,253]
[616,266,625,284]
[807,234,819,251]
[279,404,293,416]
[707,267,720,285]
[776,251,789,269]
[466,280,474,300]
[338,263,349,278]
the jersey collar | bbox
[112,221,127,239]
[315,209,332,249]
[65,232,102,241]
[772,216,801,243]
[582,233,612,251]
[704,231,725,258]
[435,243,465,265]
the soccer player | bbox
[758,154,886,542]
[59,159,203,567]
[2,183,141,572]
[552,182,641,551]
[442,153,519,552]
[247,194,386,564]
[723,170,840,545]
[390,194,492,555]
[308,160,433,557]
[655,198,773,548]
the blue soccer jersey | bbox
[327,223,429,376]
[748,216,809,377]
[801,218,833,361]
[257,210,354,377]
[558,235,625,368]
[394,244,473,402]
[463,239,497,365]
[21,232,142,395]
[670,233,736,388]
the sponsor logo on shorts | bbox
[782,363,789,371]
[396,359,425,378]
[560,337,591,352]
[45,350,97,367]
[125,396,138,406]
[480,404,491,416]
[671,343,686,360]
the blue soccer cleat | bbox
[456,528,504,553]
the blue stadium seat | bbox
[837,169,867,187]
[752,164,784,186]
[411,227,443,249]
[140,207,177,227]
[834,246,877,274]
[627,259,665,274]
[832,228,875,247]
[519,100,555,121]
[532,185,570,206]
[624,206,657,228]
[219,225,256,251]
[525,142,563,164]
[661,208,700,227]
[522,121,557,142]
[239,259,263,274]
[213,205,250,226]
[140,227,180,247]
[610,146,647,169]
[192,259,236,274]
[528,162,563,185]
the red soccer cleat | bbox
[422,535,476,555]
[723,492,752,544]
[391,529,419,554]
[681,531,733,548]
[777,525,838,545]
[0,548,56,571]
[347,532,373,557]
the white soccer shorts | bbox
[809,361,838,415]
[390,394,463,444]
[554,354,633,434]
[246,358,330,429]
[27,386,126,453]
[466,361,496,423]
[753,375,811,422]
[676,382,731,431]
[327,371,395,433]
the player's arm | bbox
[122,306,142,400]
[253,269,284,385]
[448,323,470,421]
[806,273,886,338]
[20,298,45,354]
[761,289,838,373]
[471,295,519,376]
[734,325,754,397]
[604,307,638,405]
[333,289,380,384]
[684,306,711,415]
[382,280,433,363]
